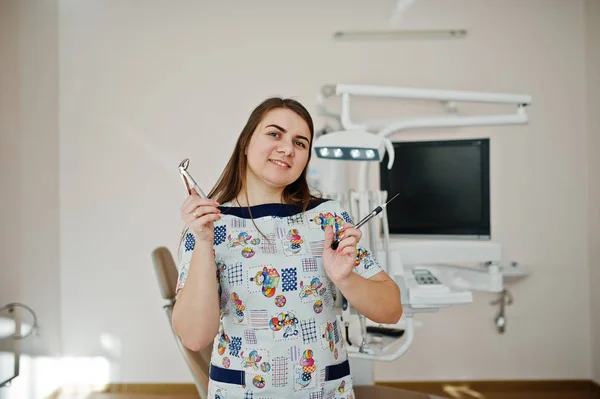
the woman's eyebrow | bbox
[294,135,310,143]
[265,124,310,143]
[265,124,286,132]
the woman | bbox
[172,97,402,399]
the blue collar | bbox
[218,198,330,219]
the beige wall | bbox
[56,0,593,383]
[0,0,61,358]
[585,0,600,385]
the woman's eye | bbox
[295,141,306,148]
[269,132,280,138]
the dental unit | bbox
[313,84,533,385]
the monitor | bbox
[380,138,490,238]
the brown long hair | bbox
[208,97,321,212]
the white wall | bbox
[0,0,61,358]
[0,0,22,311]
[585,0,600,385]
[56,0,594,383]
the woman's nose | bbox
[277,142,293,156]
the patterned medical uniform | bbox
[176,199,382,399]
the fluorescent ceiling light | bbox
[333,29,467,41]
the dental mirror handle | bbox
[330,192,399,250]
[330,208,381,250]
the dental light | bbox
[313,129,395,169]
[318,84,532,191]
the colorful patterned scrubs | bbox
[176,199,382,399]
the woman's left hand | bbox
[322,223,362,285]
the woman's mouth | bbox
[269,159,291,168]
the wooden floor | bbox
[52,382,600,399]
[75,393,600,399]
[85,396,199,399]
[380,384,600,399]
[84,395,199,399]
[78,393,600,399]
[63,388,600,399]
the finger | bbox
[337,227,361,242]
[193,205,221,217]
[183,206,219,225]
[336,236,357,253]
[180,195,193,212]
[190,208,220,225]
[182,196,219,213]
[180,194,200,212]
[337,223,355,239]
[340,223,354,232]
[323,225,334,248]
[184,202,220,217]
[186,209,220,224]
[340,245,357,258]
[190,188,198,196]
[191,213,222,228]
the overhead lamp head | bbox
[313,129,395,169]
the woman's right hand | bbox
[181,188,222,244]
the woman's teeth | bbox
[270,160,289,167]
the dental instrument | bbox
[331,192,400,250]
[178,158,207,197]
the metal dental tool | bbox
[178,158,207,197]
[331,192,400,250]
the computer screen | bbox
[380,138,490,238]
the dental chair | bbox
[152,246,212,399]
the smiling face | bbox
[245,108,312,192]
[208,97,315,209]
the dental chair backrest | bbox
[151,246,212,399]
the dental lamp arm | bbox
[358,112,530,191]
[335,271,403,325]
[382,138,395,169]
[335,84,532,105]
